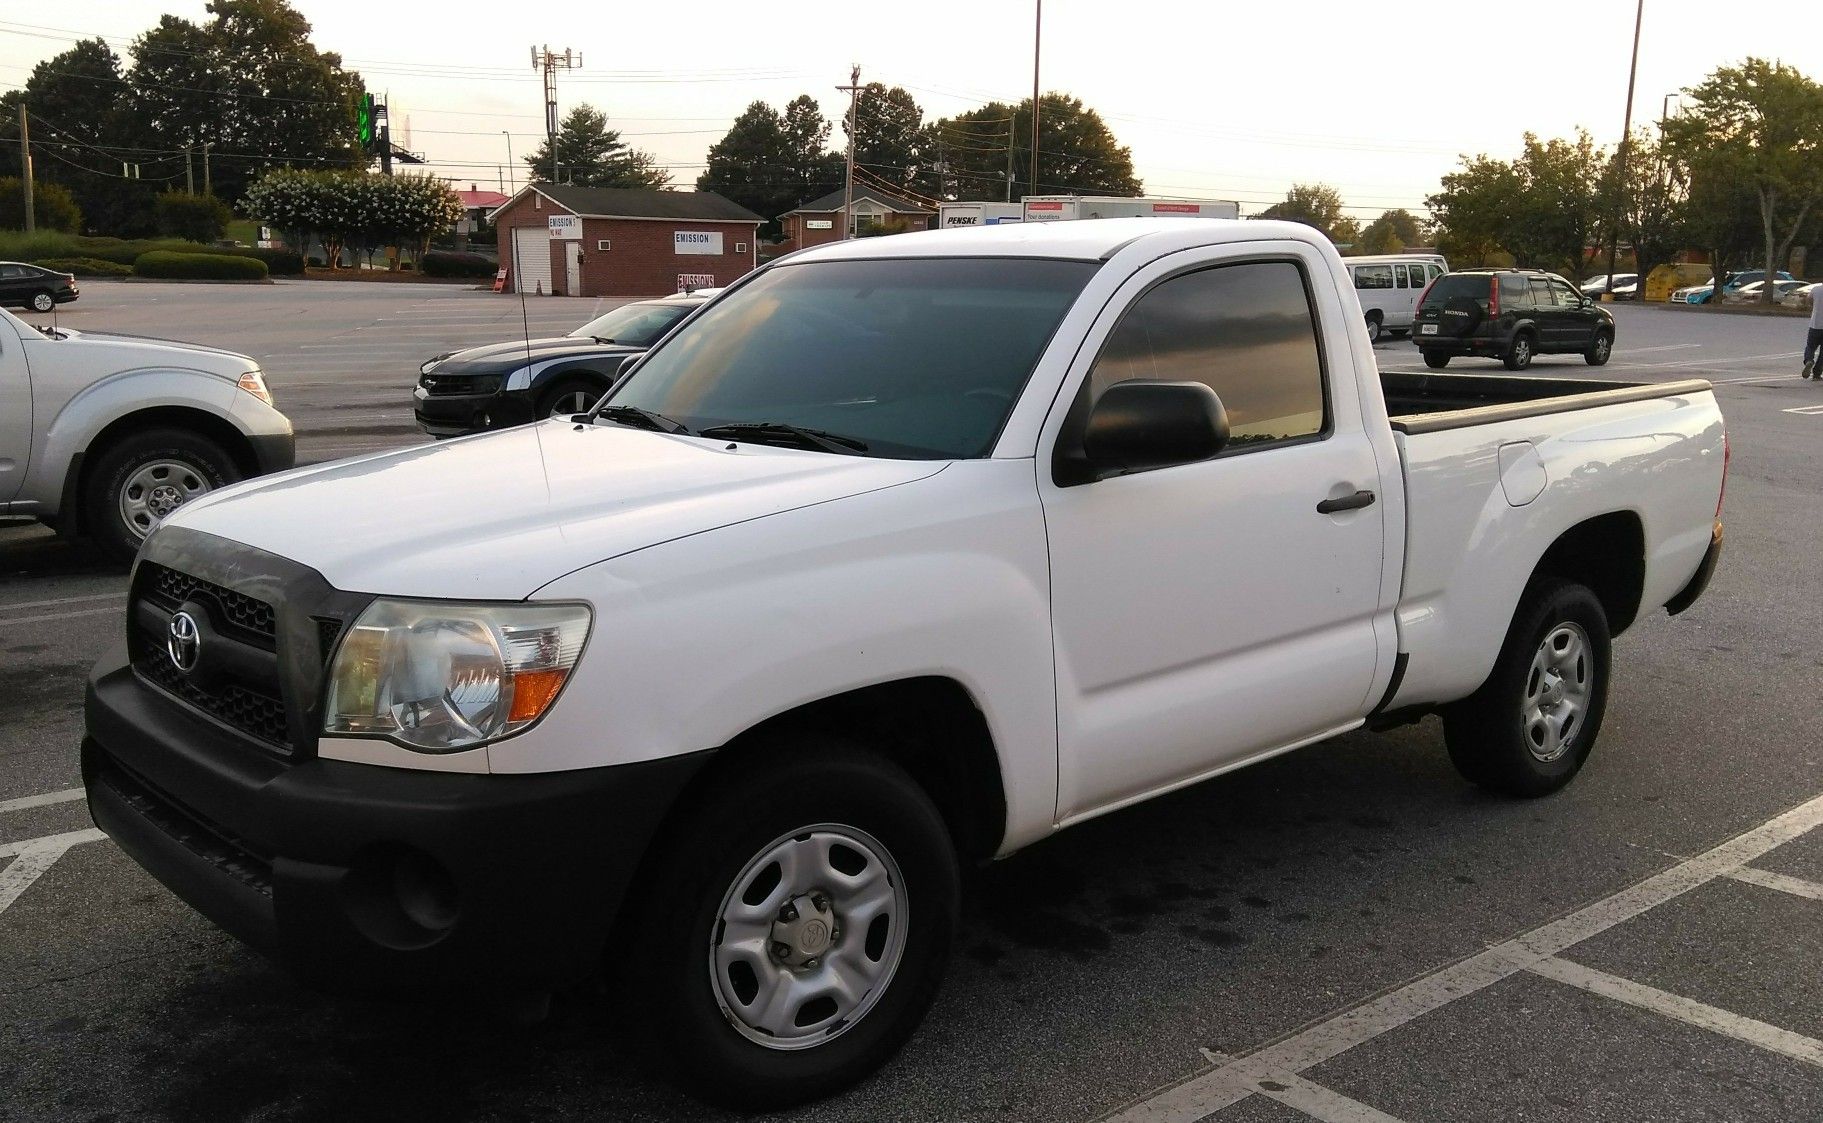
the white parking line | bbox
[0,828,107,861]
[1102,791,1823,1123]
[1,605,124,627]
[1781,404,1823,415]
[0,829,106,919]
[1727,866,1823,902]
[1242,1071,1409,1123]
[0,788,84,815]
[1528,956,1823,1069]
[0,592,125,613]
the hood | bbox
[160,421,949,600]
[430,335,642,373]
[29,328,255,380]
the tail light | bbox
[1415,277,1437,311]
[1488,276,1501,317]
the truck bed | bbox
[1381,371,1714,434]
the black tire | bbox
[1443,579,1611,797]
[83,428,240,564]
[1584,329,1613,366]
[1503,331,1536,371]
[536,374,608,420]
[29,290,55,313]
[624,738,960,1110]
[1422,349,1451,369]
[1364,312,1383,344]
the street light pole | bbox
[1029,0,1041,196]
[1603,0,1644,295]
[502,130,515,194]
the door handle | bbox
[1317,489,1376,515]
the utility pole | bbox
[1030,0,1042,195]
[378,101,393,176]
[185,144,195,194]
[838,65,862,240]
[502,130,515,194]
[202,142,213,196]
[1005,118,1016,203]
[1603,0,1643,296]
[532,46,582,185]
[17,105,34,233]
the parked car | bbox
[1414,268,1615,370]
[1580,272,1639,300]
[1669,269,1795,304]
[86,218,1725,1109]
[0,310,293,561]
[412,290,717,437]
[0,261,80,312]
[1722,279,1808,304]
[1345,254,1448,342]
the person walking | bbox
[1805,289,1823,378]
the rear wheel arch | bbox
[1525,511,1646,636]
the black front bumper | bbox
[412,386,535,437]
[84,645,711,992]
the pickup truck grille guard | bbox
[126,530,372,761]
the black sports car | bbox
[412,291,716,437]
[1,261,80,312]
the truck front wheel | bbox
[84,428,240,563]
[1443,579,1611,797]
[624,739,959,1110]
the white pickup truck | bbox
[0,310,294,560]
[84,219,1725,1108]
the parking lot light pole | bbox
[1604,0,1644,296]
[1030,0,1041,196]
[502,131,514,195]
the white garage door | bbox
[511,227,553,295]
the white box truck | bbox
[937,202,1025,228]
[1022,195,1241,222]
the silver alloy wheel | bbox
[119,458,213,540]
[1591,333,1612,362]
[31,291,54,312]
[1522,622,1593,763]
[548,388,598,418]
[1512,336,1532,367]
[709,824,908,1051]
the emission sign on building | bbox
[675,231,724,255]
[547,215,583,239]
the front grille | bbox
[131,564,291,753]
[97,756,273,896]
[141,562,276,648]
[421,373,502,396]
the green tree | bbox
[781,95,846,206]
[844,84,930,192]
[526,104,671,189]
[154,191,231,241]
[1,39,154,234]
[1667,59,1823,303]
[1355,208,1428,255]
[932,94,1140,200]
[1619,129,1691,281]
[1427,132,1609,275]
[699,101,789,232]
[0,177,82,232]
[1255,184,1361,244]
[125,1,367,205]
[1427,154,1522,265]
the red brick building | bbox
[779,185,935,249]
[489,184,764,297]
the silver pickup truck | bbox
[0,310,294,560]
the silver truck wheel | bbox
[84,428,240,564]
[710,824,908,1050]
[1521,623,1593,763]
[119,459,215,538]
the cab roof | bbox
[784,217,1330,264]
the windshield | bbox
[570,301,694,346]
[604,257,1098,459]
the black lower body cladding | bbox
[84,645,714,991]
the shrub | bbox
[73,237,218,266]
[133,251,270,280]
[420,250,496,278]
[0,178,81,233]
[32,256,134,277]
[242,247,305,275]
[154,192,232,243]
[0,230,81,261]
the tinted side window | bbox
[1500,274,1534,310]
[1354,264,1394,290]
[1089,260,1327,450]
[1529,278,1556,307]
[1551,280,1582,306]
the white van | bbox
[1346,254,1449,342]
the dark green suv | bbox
[1414,269,1614,370]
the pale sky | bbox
[3,2,1819,218]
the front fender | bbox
[512,459,1060,855]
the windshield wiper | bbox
[594,404,692,434]
[590,336,617,344]
[696,422,869,455]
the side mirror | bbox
[612,353,640,382]
[1080,380,1230,480]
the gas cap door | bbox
[1498,441,1548,507]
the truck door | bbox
[1039,244,1390,822]
[0,315,30,503]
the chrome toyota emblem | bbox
[167,611,201,674]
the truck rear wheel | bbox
[1443,579,1610,797]
[623,738,959,1110]
[84,428,240,563]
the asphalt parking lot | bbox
[3,286,1822,1122]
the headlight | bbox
[237,370,272,405]
[325,599,591,753]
